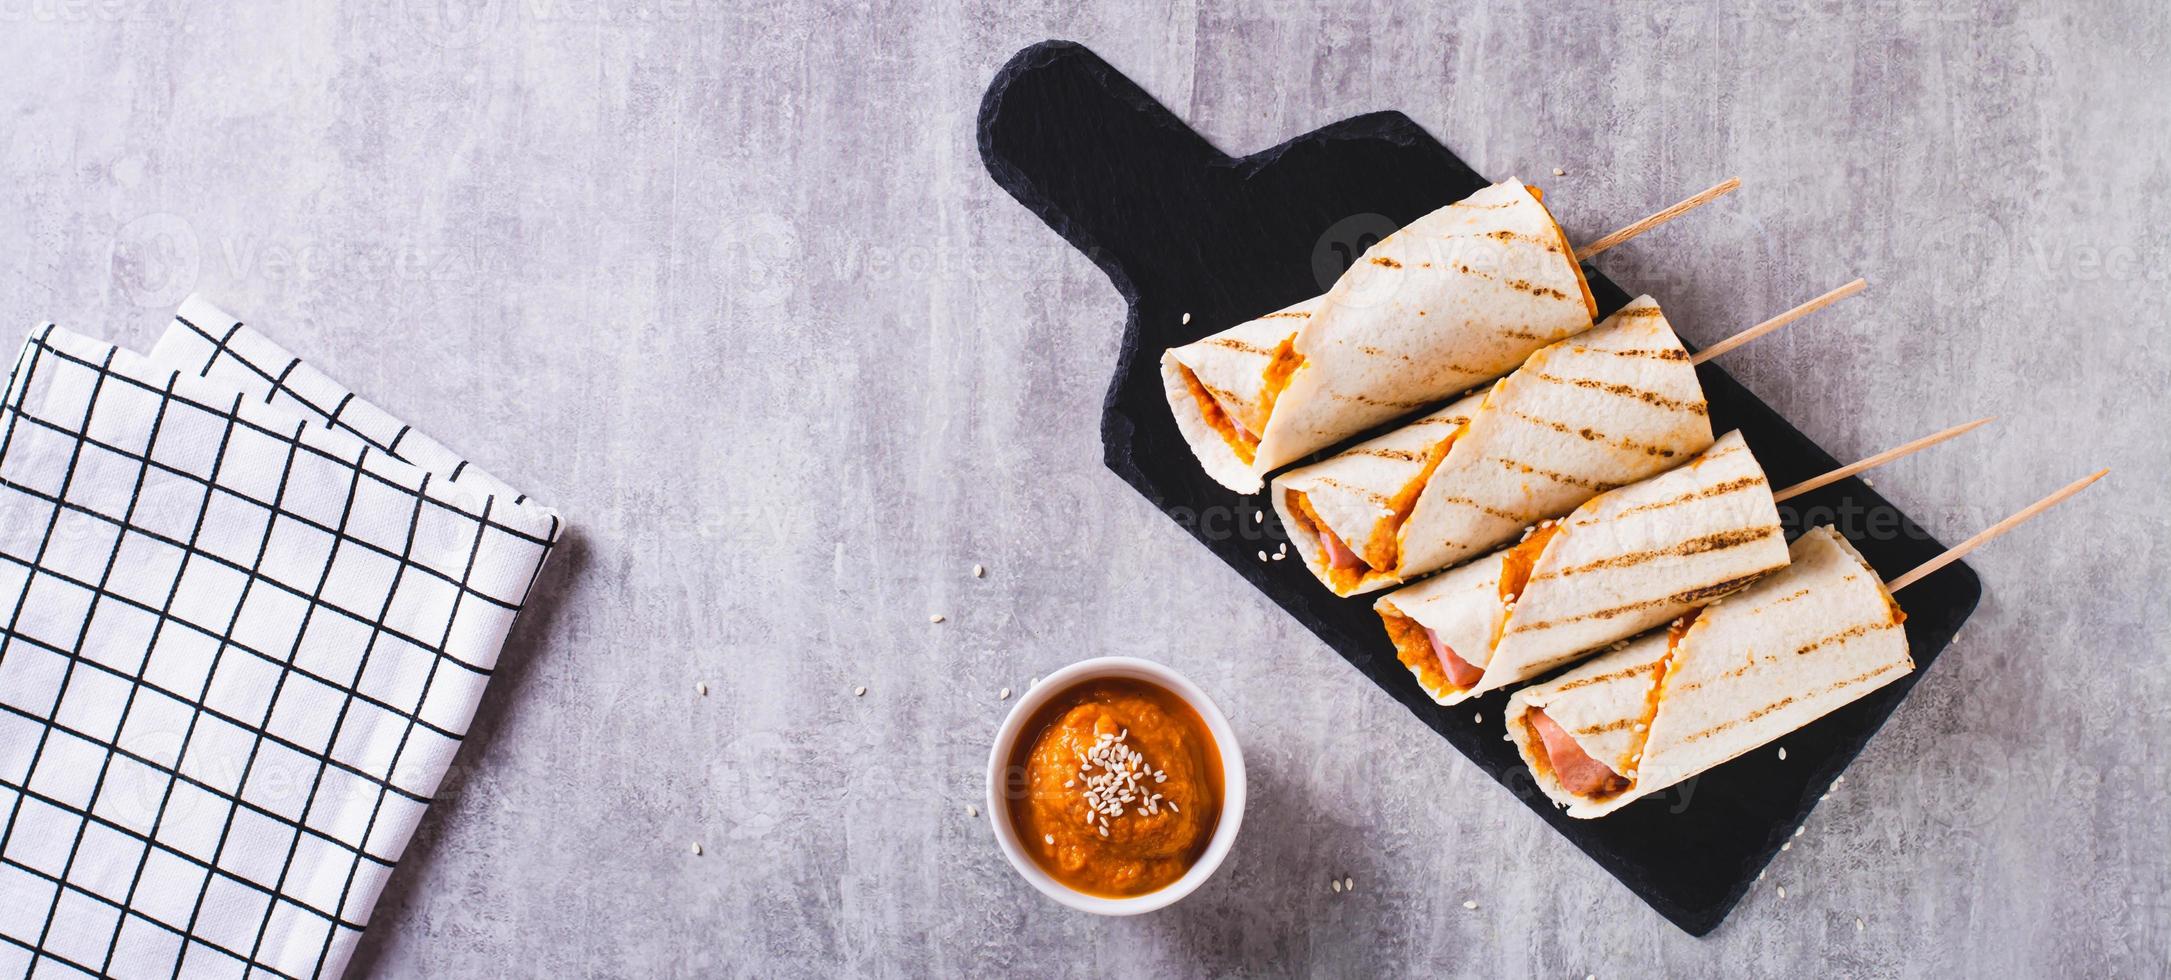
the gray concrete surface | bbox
[3,1,2167,976]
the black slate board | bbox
[977,40,1980,936]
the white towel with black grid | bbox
[0,296,563,979]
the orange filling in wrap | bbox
[1177,338,1303,465]
[1182,184,1581,466]
[1522,609,1702,802]
[1379,509,1560,697]
[1286,429,1462,593]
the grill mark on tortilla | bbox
[1441,229,1562,253]
[1794,619,1901,657]
[1573,716,1641,736]
[1512,575,1766,632]
[1337,392,1436,410]
[1530,526,1780,583]
[1610,473,1767,519]
[1568,344,1690,362]
[1202,337,1276,356]
[1680,661,1908,745]
[1675,618,1899,694]
[1350,447,1423,462]
[1551,659,1664,694]
[1196,379,1249,409]
[1507,410,1689,458]
[1262,310,1312,320]
[1371,256,1402,269]
[1508,279,1570,301]
[1611,306,1664,319]
[1356,344,1426,363]
[1502,328,1549,341]
[1409,414,1472,428]
[1528,372,1709,415]
[1433,495,1528,523]
[1487,456,1622,493]
[1449,200,1519,211]
[1314,477,1391,505]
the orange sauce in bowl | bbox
[1001,678,1224,897]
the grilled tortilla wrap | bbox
[1376,431,1786,704]
[1276,295,1711,595]
[1269,391,1484,595]
[1506,526,1911,819]
[1162,178,1595,493]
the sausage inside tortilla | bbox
[1425,626,1486,689]
[1525,708,1629,798]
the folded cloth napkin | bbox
[0,297,562,979]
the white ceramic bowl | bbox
[984,656,1246,915]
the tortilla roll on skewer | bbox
[1505,526,1898,818]
[1378,417,1991,704]
[1275,295,1707,594]
[1376,430,1787,704]
[1274,279,1865,596]
[1163,178,1738,494]
[1508,469,2107,819]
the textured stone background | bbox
[3,1,2167,976]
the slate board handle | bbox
[977,41,1225,307]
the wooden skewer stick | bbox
[1692,278,1868,366]
[1574,177,1742,261]
[1886,468,2109,592]
[1771,416,1995,504]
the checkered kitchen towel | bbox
[0,296,562,979]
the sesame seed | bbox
[695,682,707,696]
[999,687,1011,700]
[854,686,866,697]
[1258,550,1269,561]
[1463,900,1478,910]
[1552,167,1567,176]
[1182,312,1192,325]
[1099,825,1108,837]
[1254,509,1264,523]
[1331,879,1342,894]
[1045,834,1055,845]
[1272,552,1285,561]
[1777,886,1787,899]
[1473,713,1482,724]
[966,805,978,817]
[930,614,945,623]
[1855,917,1864,932]
[1781,842,1791,851]
[1343,876,1354,891]
[1863,478,1876,487]
[1030,676,1039,687]
[690,842,702,856]
[1778,747,1787,760]
[1794,826,1805,838]
[973,564,985,578]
